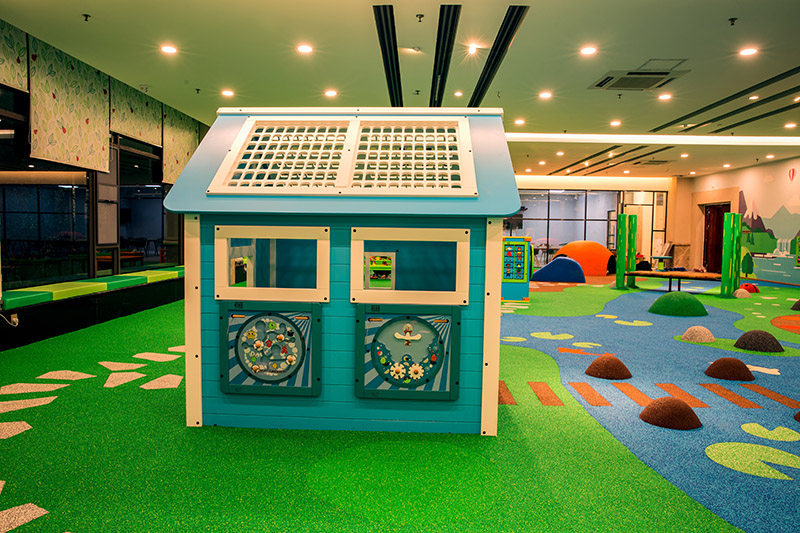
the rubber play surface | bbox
[501,280,800,533]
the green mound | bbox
[649,291,708,317]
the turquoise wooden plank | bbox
[203,413,480,433]
[202,383,481,414]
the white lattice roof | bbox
[206,115,478,197]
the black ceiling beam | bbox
[573,145,647,174]
[373,5,403,107]
[547,145,622,175]
[430,5,462,107]
[467,5,529,107]
[584,146,675,175]
[710,101,800,133]
[649,65,800,132]
[682,84,800,133]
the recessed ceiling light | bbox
[539,160,546,165]
[468,43,478,55]
[680,153,689,158]
[749,95,759,100]
[658,93,672,101]
[514,119,525,125]
[785,122,797,129]
[28,164,34,168]
[580,46,597,55]
[794,96,800,102]
[161,45,177,54]
[221,89,234,97]
[525,168,532,172]
[723,164,731,168]
[623,170,630,174]
[766,154,775,159]
[739,48,758,56]
[556,151,564,156]
[689,171,696,175]
[566,169,571,173]
[324,90,338,97]
[454,90,463,97]
[539,91,552,99]
[297,44,313,54]
[610,120,621,127]
[608,152,614,158]
[584,161,589,167]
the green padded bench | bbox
[1,266,184,311]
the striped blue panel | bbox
[362,314,453,393]
[225,309,314,389]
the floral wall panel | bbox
[163,105,199,184]
[110,78,162,147]
[0,19,28,91]
[29,37,110,172]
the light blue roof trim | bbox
[165,112,519,217]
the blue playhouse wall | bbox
[199,213,488,433]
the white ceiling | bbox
[2,0,799,178]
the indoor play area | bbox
[2,188,799,531]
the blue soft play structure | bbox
[530,256,585,283]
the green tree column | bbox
[720,212,742,297]
[733,212,742,288]
[741,252,754,278]
[626,214,638,288]
[615,214,628,289]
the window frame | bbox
[349,226,470,305]
[214,225,330,303]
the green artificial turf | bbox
[512,278,663,317]
[673,335,800,357]
[0,303,735,531]
[698,286,800,343]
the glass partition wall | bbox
[505,189,667,265]
[0,83,182,293]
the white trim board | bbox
[349,226,470,306]
[214,225,330,303]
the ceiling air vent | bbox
[633,160,671,166]
[590,70,689,91]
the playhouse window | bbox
[350,227,470,305]
[215,225,330,303]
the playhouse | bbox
[164,107,519,435]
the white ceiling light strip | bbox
[505,132,800,146]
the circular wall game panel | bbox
[356,304,460,400]
[220,302,321,396]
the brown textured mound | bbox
[681,325,715,343]
[795,411,800,423]
[732,288,751,299]
[640,397,702,430]
[792,300,800,311]
[585,355,632,380]
[705,357,755,381]
[734,330,784,352]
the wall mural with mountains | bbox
[694,157,800,286]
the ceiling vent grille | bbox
[590,70,689,91]
[634,160,671,166]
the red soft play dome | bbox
[740,283,760,293]
[556,240,612,276]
